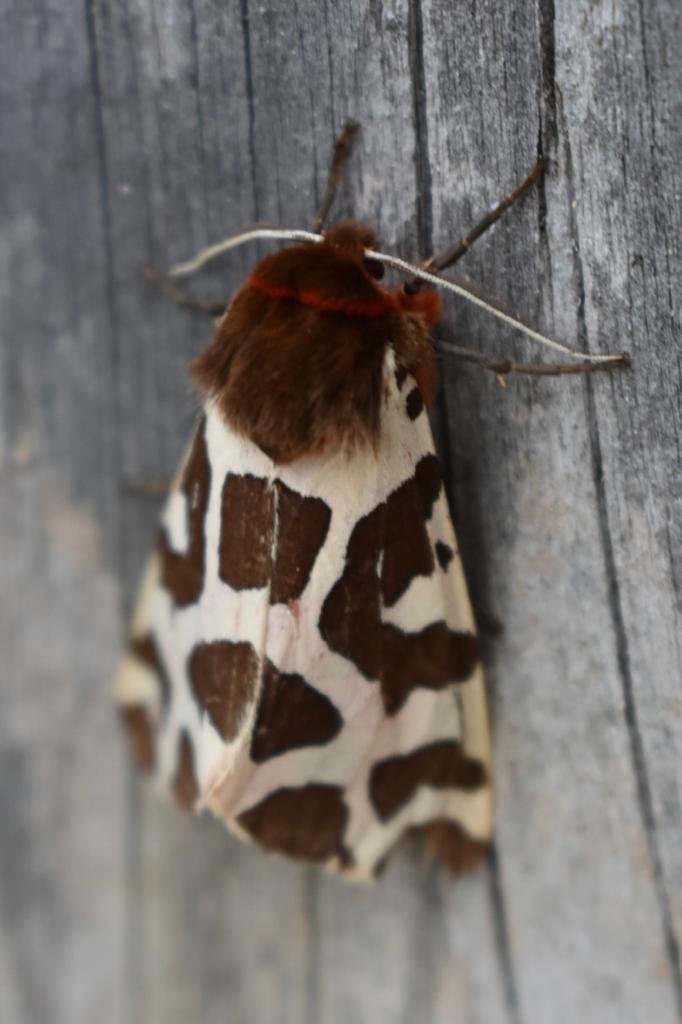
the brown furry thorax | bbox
[191,221,441,464]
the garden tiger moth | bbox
[117,219,491,879]
[115,128,628,881]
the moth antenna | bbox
[169,227,322,277]
[312,120,360,232]
[367,249,627,365]
[169,228,627,366]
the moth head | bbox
[241,219,395,317]
[322,221,385,281]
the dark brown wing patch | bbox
[375,818,488,878]
[159,418,211,607]
[173,729,200,811]
[219,474,331,601]
[320,454,478,713]
[219,474,273,589]
[319,501,383,681]
[119,706,155,772]
[188,640,258,741]
[415,819,488,874]
[237,784,347,862]
[414,454,442,517]
[251,660,343,762]
[369,741,487,821]
[271,482,332,604]
[381,623,479,714]
[435,541,454,570]
[405,387,424,420]
[381,454,442,607]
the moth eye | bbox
[363,257,384,280]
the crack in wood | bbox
[407,0,433,256]
[239,0,260,220]
[488,843,523,1024]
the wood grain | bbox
[0,1,679,1022]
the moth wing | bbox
[116,352,491,881]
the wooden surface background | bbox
[1,1,680,1022]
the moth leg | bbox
[404,159,545,294]
[312,119,360,231]
[145,266,227,318]
[440,341,631,379]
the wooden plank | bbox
[554,0,682,1009]
[0,3,131,1022]
[420,0,682,1021]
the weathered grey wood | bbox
[0,1,679,1023]
[0,5,132,1023]
[422,3,682,1022]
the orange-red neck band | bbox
[248,274,400,318]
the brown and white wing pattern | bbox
[116,349,491,881]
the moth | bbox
[115,125,627,881]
